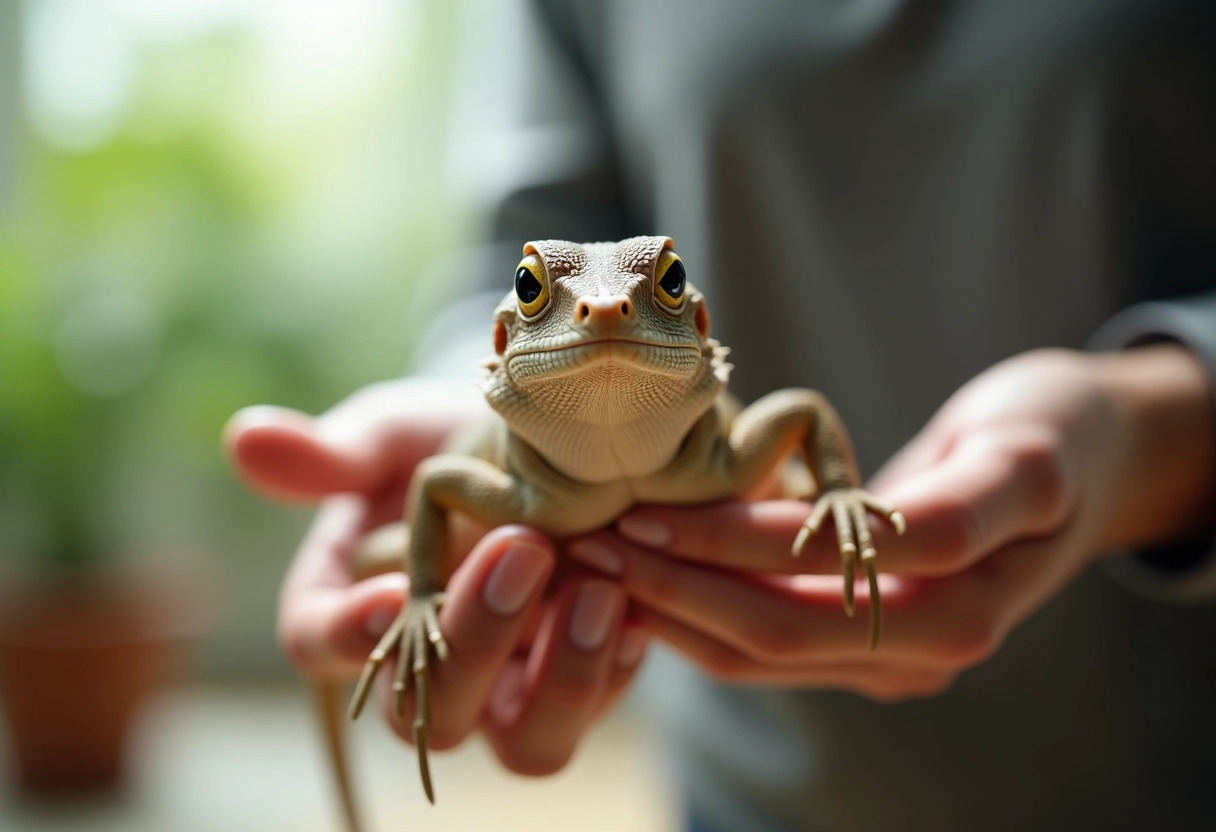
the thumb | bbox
[223,378,486,503]
[224,405,376,502]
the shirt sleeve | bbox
[1088,291,1216,601]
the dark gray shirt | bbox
[435,1,1216,828]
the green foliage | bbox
[0,3,470,574]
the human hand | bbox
[568,347,1215,701]
[224,378,648,774]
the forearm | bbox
[1093,344,1216,551]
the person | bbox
[225,0,1216,828]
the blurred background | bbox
[0,1,675,829]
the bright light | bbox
[22,0,410,152]
[24,0,135,151]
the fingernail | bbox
[364,602,399,638]
[569,539,623,576]
[614,627,648,668]
[483,542,550,616]
[618,516,671,548]
[568,581,622,652]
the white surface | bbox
[0,685,679,832]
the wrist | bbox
[1090,344,1216,551]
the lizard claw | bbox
[349,612,405,721]
[794,488,903,649]
[348,592,450,802]
[413,658,435,804]
[860,494,905,536]
[791,499,832,557]
[425,593,449,661]
[842,544,856,618]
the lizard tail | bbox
[314,680,365,832]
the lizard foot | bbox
[791,489,905,650]
[348,592,449,803]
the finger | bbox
[616,500,896,577]
[595,623,650,717]
[638,608,951,701]
[482,578,626,776]
[616,428,1073,578]
[225,405,359,503]
[618,500,822,572]
[378,526,556,751]
[570,533,986,669]
[224,378,485,501]
[279,498,411,678]
[971,523,1092,629]
[871,427,1075,575]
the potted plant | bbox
[0,64,337,795]
[0,0,466,795]
[0,121,232,798]
[0,235,209,794]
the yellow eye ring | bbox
[654,249,686,310]
[514,255,550,317]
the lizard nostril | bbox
[575,297,633,324]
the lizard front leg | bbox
[727,389,905,649]
[347,454,524,803]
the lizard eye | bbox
[514,255,550,318]
[653,250,686,310]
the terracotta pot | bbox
[0,575,197,794]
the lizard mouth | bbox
[506,337,704,382]
[511,336,699,356]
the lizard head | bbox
[483,236,730,396]
[481,236,731,477]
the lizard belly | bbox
[629,469,742,506]
[518,479,635,539]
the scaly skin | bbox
[344,236,904,820]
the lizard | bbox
[312,236,905,831]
